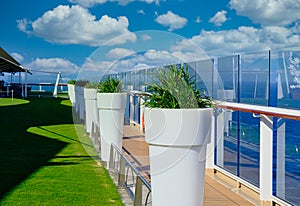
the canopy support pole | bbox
[53,72,61,98]
[24,71,27,98]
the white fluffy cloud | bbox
[24,57,80,82]
[195,17,201,24]
[69,0,162,7]
[174,25,300,57]
[155,11,187,31]
[143,50,174,62]
[137,9,145,15]
[209,10,228,26]
[230,0,300,26]
[80,58,115,74]
[106,48,136,59]
[120,49,206,70]
[27,58,80,75]
[12,53,24,63]
[17,5,136,46]
[80,47,204,76]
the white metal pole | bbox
[25,71,28,98]
[53,72,61,98]
[21,72,24,98]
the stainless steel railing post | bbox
[118,156,126,187]
[133,176,143,206]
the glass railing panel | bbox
[216,55,238,102]
[240,51,269,106]
[137,69,146,91]
[185,61,197,89]
[239,112,260,187]
[144,67,159,92]
[132,70,139,91]
[277,47,300,109]
[216,109,260,186]
[124,93,130,125]
[129,71,134,90]
[217,111,239,176]
[275,118,300,205]
[133,95,140,124]
[195,59,214,97]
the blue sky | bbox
[1,0,300,82]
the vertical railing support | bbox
[216,108,225,167]
[276,118,286,198]
[110,143,152,205]
[260,115,273,204]
[139,97,145,132]
[134,176,143,206]
[109,144,114,169]
[118,157,126,187]
[129,89,134,124]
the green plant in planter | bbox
[75,80,89,87]
[85,81,99,89]
[68,79,76,85]
[98,77,123,93]
[143,64,212,108]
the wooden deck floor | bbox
[122,125,254,206]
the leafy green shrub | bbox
[98,78,123,93]
[68,79,76,85]
[75,80,89,87]
[142,64,212,109]
[85,82,99,89]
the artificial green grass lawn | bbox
[0,98,29,106]
[0,97,123,205]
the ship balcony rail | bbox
[109,143,152,206]
[125,91,300,206]
[211,102,300,206]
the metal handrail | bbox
[109,143,152,206]
[216,101,300,121]
[215,101,299,205]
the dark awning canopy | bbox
[0,47,30,74]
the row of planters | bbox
[68,78,127,163]
[68,64,213,206]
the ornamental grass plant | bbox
[97,78,123,93]
[143,64,212,109]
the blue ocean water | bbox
[30,85,67,92]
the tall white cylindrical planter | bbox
[78,87,85,122]
[67,84,75,105]
[75,86,80,115]
[84,88,98,135]
[97,93,127,162]
[144,108,212,206]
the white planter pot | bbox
[74,86,80,114]
[144,108,212,206]
[67,84,75,105]
[97,93,127,162]
[78,87,85,121]
[84,88,98,135]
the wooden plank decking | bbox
[122,125,255,206]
